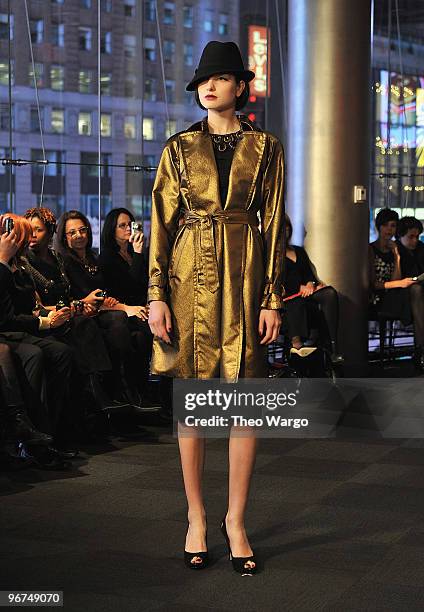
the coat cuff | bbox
[261,282,285,310]
[148,274,168,303]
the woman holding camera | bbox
[54,210,150,406]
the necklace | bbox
[210,129,243,152]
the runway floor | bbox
[1,416,424,612]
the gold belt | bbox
[183,210,259,293]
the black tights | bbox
[409,283,424,348]
[285,286,339,348]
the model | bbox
[148,41,285,575]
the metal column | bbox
[287,0,371,374]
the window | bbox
[30,107,42,132]
[185,90,195,106]
[0,103,13,130]
[143,117,154,140]
[79,27,92,51]
[0,61,14,86]
[50,65,64,91]
[51,0,65,4]
[165,119,177,139]
[218,13,229,36]
[51,108,65,134]
[30,19,44,44]
[81,152,111,178]
[29,63,44,88]
[164,2,175,25]
[100,113,112,137]
[31,150,65,177]
[101,31,112,54]
[144,37,156,61]
[100,73,112,96]
[51,23,65,47]
[144,0,155,21]
[78,112,92,136]
[165,79,175,104]
[164,40,175,63]
[144,77,156,101]
[124,35,136,58]
[184,43,193,66]
[81,0,92,8]
[36,195,66,217]
[125,0,136,17]
[183,6,193,28]
[204,9,213,32]
[0,13,13,40]
[124,115,136,139]
[124,74,136,98]
[101,0,113,11]
[79,70,93,93]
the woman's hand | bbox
[130,231,145,254]
[398,277,417,289]
[83,302,97,317]
[0,226,18,264]
[387,241,401,260]
[148,300,172,344]
[103,296,119,308]
[82,289,105,307]
[259,309,282,345]
[49,307,71,328]
[299,282,315,297]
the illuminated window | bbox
[79,70,93,93]
[101,31,112,54]
[51,109,65,134]
[124,34,136,58]
[0,61,14,86]
[100,73,112,96]
[50,65,64,91]
[125,0,136,17]
[165,120,177,139]
[143,117,154,140]
[165,79,175,103]
[29,63,44,88]
[124,115,136,139]
[78,112,92,136]
[81,0,92,8]
[101,0,113,11]
[101,113,112,137]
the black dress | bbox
[98,247,148,305]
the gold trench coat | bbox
[148,115,285,381]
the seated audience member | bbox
[396,216,424,278]
[369,209,423,371]
[0,214,74,469]
[283,214,342,362]
[23,207,116,412]
[54,210,152,407]
[99,208,153,398]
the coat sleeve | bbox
[260,137,286,309]
[148,139,181,303]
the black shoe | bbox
[6,409,53,446]
[18,444,71,471]
[184,523,209,570]
[51,446,80,460]
[220,515,257,576]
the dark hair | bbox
[54,210,94,260]
[194,75,250,111]
[284,213,293,243]
[101,207,135,252]
[375,208,399,231]
[397,216,423,238]
[24,207,57,236]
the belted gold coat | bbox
[148,116,285,381]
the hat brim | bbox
[186,70,256,91]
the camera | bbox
[95,290,107,299]
[131,221,143,237]
[56,297,70,311]
[72,300,84,314]
[5,217,14,234]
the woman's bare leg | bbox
[225,426,257,568]
[178,421,207,564]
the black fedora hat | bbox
[186,41,255,91]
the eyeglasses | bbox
[66,226,89,238]
[117,222,132,230]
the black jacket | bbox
[284,246,318,296]
[98,247,148,305]
[0,262,40,335]
[397,240,424,278]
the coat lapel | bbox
[224,131,266,210]
[180,131,222,212]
